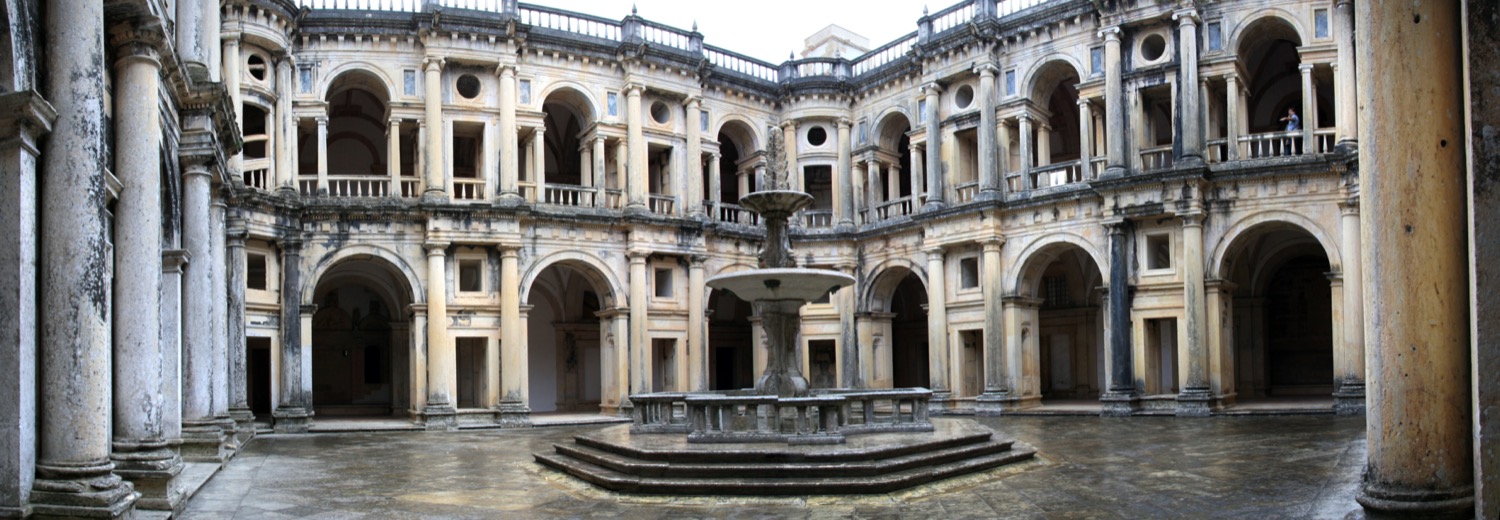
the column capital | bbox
[624,82,644,95]
[709,150,721,159]
[1172,9,1199,25]
[1299,63,1316,73]
[424,57,445,71]
[221,30,243,43]
[923,245,945,257]
[1338,199,1360,215]
[689,254,711,265]
[1077,98,1093,109]
[1098,26,1122,41]
[499,244,522,256]
[109,31,163,69]
[1017,112,1032,123]
[683,96,702,109]
[1324,270,1344,284]
[973,63,999,77]
[0,91,57,147]
[495,63,517,76]
[389,117,403,126]
[533,125,546,136]
[1179,211,1205,227]
[163,249,192,272]
[1103,218,1130,235]
[837,117,852,129]
[923,82,943,96]
[316,115,329,125]
[779,119,797,131]
[424,241,450,255]
[594,134,608,145]
[982,237,1006,251]
[182,159,213,179]
[627,250,650,262]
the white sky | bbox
[523,1,935,63]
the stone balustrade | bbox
[631,388,933,445]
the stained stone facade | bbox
[0,0,1494,518]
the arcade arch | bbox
[526,260,613,413]
[308,256,414,418]
[1012,241,1106,404]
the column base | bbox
[422,404,458,431]
[1358,482,1474,519]
[420,189,449,203]
[213,416,240,456]
[229,407,258,444]
[29,461,136,519]
[1333,381,1366,416]
[180,420,228,463]
[1101,165,1128,179]
[623,204,649,216]
[976,188,1003,201]
[975,391,1010,416]
[927,390,953,415]
[272,406,312,434]
[496,401,533,428]
[0,505,28,518]
[1099,391,1139,417]
[495,192,525,207]
[276,185,300,198]
[1335,139,1359,154]
[110,441,185,513]
[1175,389,1213,417]
[921,201,948,212]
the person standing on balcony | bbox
[1281,107,1301,154]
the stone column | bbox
[1036,123,1051,168]
[837,261,861,388]
[497,246,529,426]
[866,157,882,212]
[707,152,722,214]
[1333,201,1365,414]
[225,34,242,174]
[423,242,456,429]
[532,127,547,201]
[1100,220,1136,415]
[388,118,402,197]
[922,84,946,210]
[1299,63,1315,153]
[176,0,205,70]
[687,256,707,391]
[0,91,52,518]
[159,249,187,445]
[1175,10,1202,162]
[997,121,1011,191]
[625,85,647,211]
[315,116,329,194]
[227,224,253,432]
[423,58,446,199]
[782,121,799,191]
[977,64,999,199]
[1333,0,1356,148]
[887,165,902,202]
[925,247,951,407]
[1079,100,1094,178]
[210,201,234,451]
[107,36,183,511]
[593,136,608,206]
[498,65,520,202]
[1177,210,1211,416]
[1226,74,1242,160]
[180,158,225,461]
[1101,27,1126,176]
[275,56,296,193]
[628,250,649,393]
[836,118,854,226]
[685,98,704,217]
[910,144,925,202]
[1466,4,1500,515]
[1356,2,1471,514]
[272,238,309,433]
[1017,114,1033,190]
[977,237,1009,414]
[737,170,750,200]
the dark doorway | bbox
[248,337,272,416]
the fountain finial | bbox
[764,128,789,191]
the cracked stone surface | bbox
[180,416,1364,519]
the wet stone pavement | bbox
[181,415,1365,519]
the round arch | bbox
[320,64,396,103]
[1007,233,1109,296]
[1209,210,1341,280]
[861,258,928,313]
[521,251,623,307]
[538,82,599,122]
[871,107,916,151]
[1024,55,1087,105]
[302,244,423,306]
[714,116,762,157]
[1229,9,1307,57]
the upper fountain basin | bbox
[739,190,815,215]
[706,268,855,303]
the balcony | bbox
[715,202,759,226]
[800,210,834,229]
[648,194,676,216]
[1031,161,1089,189]
[953,181,979,204]
[868,196,916,223]
[1139,145,1174,172]
[452,179,486,201]
[542,183,605,208]
[241,158,271,191]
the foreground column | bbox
[1333,0,1356,148]
[1177,209,1211,416]
[625,85,647,211]
[497,246,529,426]
[686,98,704,217]
[33,0,135,514]
[922,85,946,210]
[1100,220,1137,416]
[272,238,310,433]
[109,35,184,512]
[210,200,234,449]
[424,243,457,429]
[628,250,649,394]
[976,237,1009,414]
[925,247,951,408]
[1355,1,1473,517]
[180,159,226,461]
[1175,10,1202,162]
[227,223,254,433]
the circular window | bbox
[1140,33,1167,62]
[954,84,975,110]
[246,54,267,81]
[456,74,481,99]
[650,101,671,124]
[806,126,828,146]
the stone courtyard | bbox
[181,416,1364,518]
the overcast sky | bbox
[523,0,934,63]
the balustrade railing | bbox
[716,202,758,226]
[1031,160,1085,189]
[452,178,485,201]
[543,183,600,207]
[518,181,537,202]
[241,159,271,191]
[930,0,976,34]
[648,194,676,215]
[1315,128,1337,153]
[1139,145,1175,171]
[953,180,979,203]
[997,0,1049,17]
[873,196,915,221]
[793,59,838,78]
[605,189,624,209]
[398,179,421,198]
[326,176,390,197]
[519,5,621,40]
[1089,157,1107,178]
[801,209,834,228]
[1206,138,1229,163]
[850,33,917,76]
[640,21,692,51]
[706,46,777,82]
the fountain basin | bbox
[705,268,854,303]
[738,190,814,215]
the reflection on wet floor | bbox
[183,415,1365,519]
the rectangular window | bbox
[856,120,867,144]
[959,257,979,289]
[607,92,619,116]
[299,67,313,93]
[1043,276,1070,308]
[1206,22,1223,51]
[247,253,267,291]
[1146,233,1172,270]
[1005,69,1017,96]
[519,79,532,104]
[1090,47,1104,76]
[458,259,482,292]
[1315,9,1330,39]
[404,70,417,96]
[654,268,673,298]
[700,110,709,131]
[918,100,927,123]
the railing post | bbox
[501,0,518,19]
[917,6,933,44]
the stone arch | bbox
[714,115,762,157]
[538,82,599,122]
[871,107,916,150]
[1228,9,1308,58]
[1210,210,1340,280]
[302,244,423,306]
[521,250,623,308]
[861,257,927,312]
[1008,232,1108,296]
[320,64,395,103]
[1024,55,1087,105]
[306,248,419,417]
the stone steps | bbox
[534,420,1036,495]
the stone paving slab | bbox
[180,415,1365,519]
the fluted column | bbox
[1177,210,1211,416]
[1101,27,1126,176]
[1334,201,1365,414]
[976,237,1009,414]
[1334,0,1357,148]
[227,224,252,431]
[180,159,225,461]
[423,242,456,429]
[423,58,446,199]
[498,64,520,201]
[1100,220,1137,416]
[1017,114,1033,190]
[686,98,704,217]
[1357,2,1471,514]
[628,250,649,393]
[1175,10,1202,162]
[925,247,950,407]
[922,84,946,210]
[836,118,854,226]
[977,65,1000,199]
[625,85,647,211]
[687,256,707,391]
[272,238,309,433]
[109,36,181,511]
[497,245,529,426]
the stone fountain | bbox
[535,131,1034,494]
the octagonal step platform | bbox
[534,418,1036,495]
